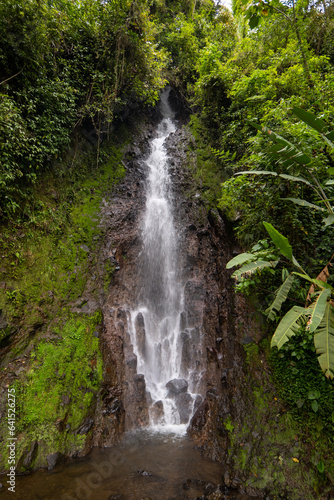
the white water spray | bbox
[129,88,199,432]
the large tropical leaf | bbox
[279,174,312,186]
[282,198,325,212]
[255,124,313,165]
[292,107,328,134]
[292,107,334,149]
[232,260,277,280]
[272,144,312,168]
[306,264,331,303]
[323,214,334,226]
[271,306,309,350]
[293,272,333,290]
[226,252,256,269]
[308,288,331,333]
[235,171,312,187]
[314,303,334,379]
[263,222,293,261]
[266,274,295,321]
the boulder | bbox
[150,400,164,424]
[175,393,193,424]
[166,378,188,396]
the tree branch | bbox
[0,67,25,86]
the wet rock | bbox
[46,452,63,470]
[166,378,188,395]
[146,391,153,406]
[137,469,152,476]
[194,394,204,412]
[223,471,231,488]
[126,353,137,371]
[150,400,164,424]
[135,313,146,358]
[220,371,228,388]
[241,336,254,345]
[230,476,242,490]
[72,299,98,315]
[93,330,99,338]
[188,400,209,433]
[175,392,193,424]
[134,374,146,395]
[184,281,206,327]
[76,417,94,435]
[207,489,224,500]
[180,331,191,374]
[107,255,120,270]
[180,311,187,330]
[22,441,38,469]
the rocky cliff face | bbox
[90,101,328,497]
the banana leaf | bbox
[263,222,293,261]
[232,260,277,280]
[282,198,325,211]
[266,274,295,321]
[271,306,309,350]
[226,252,256,269]
[292,107,334,149]
[308,288,331,333]
[314,303,334,379]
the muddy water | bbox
[0,432,250,499]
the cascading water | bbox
[129,88,200,431]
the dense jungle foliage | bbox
[2,0,334,487]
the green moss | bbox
[188,115,229,208]
[0,124,133,471]
[17,312,102,428]
[224,349,329,498]
[104,258,116,292]
[0,311,103,470]
[243,342,260,366]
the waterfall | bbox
[129,88,199,431]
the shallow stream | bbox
[0,431,251,500]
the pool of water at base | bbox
[0,430,253,500]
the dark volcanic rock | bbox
[175,392,193,424]
[76,417,94,435]
[134,312,146,358]
[150,400,164,424]
[126,353,137,371]
[189,400,209,433]
[46,452,63,470]
[134,374,146,395]
[22,441,38,470]
[166,378,188,395]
